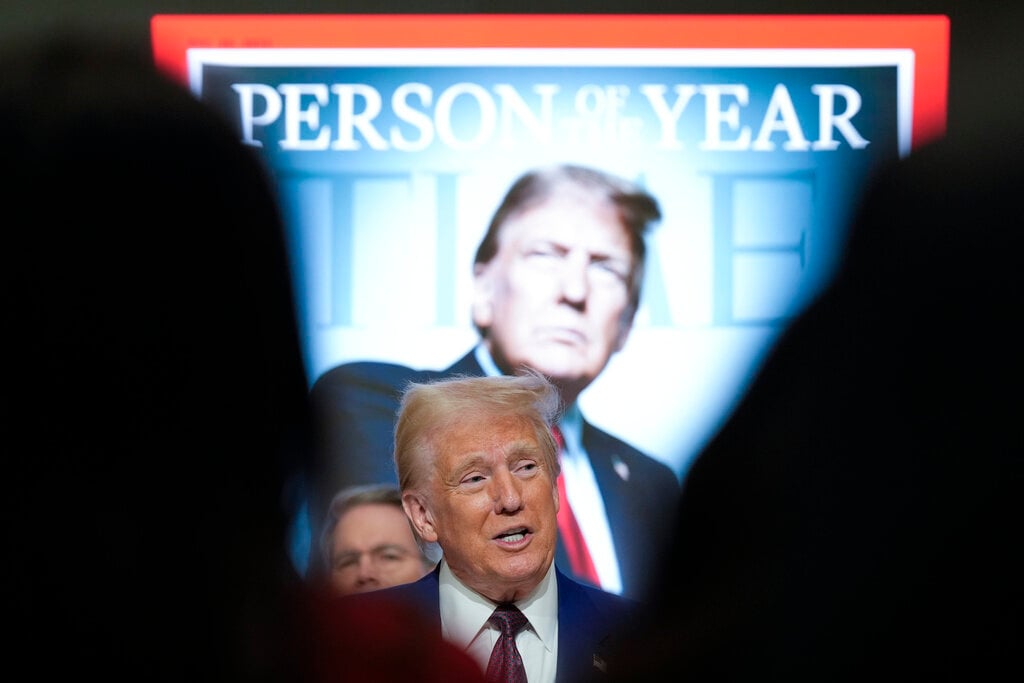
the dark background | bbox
[1,2,1019,142]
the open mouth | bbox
[495,527,530,543]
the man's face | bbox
[474,191,635,396]
[404,413,559,603]
[327,503,429,596]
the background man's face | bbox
[328,503,428,596]
[409,413,559,603]
[474,192,635,394]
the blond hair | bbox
[393,371,561,493]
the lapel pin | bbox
[612,455,630,482]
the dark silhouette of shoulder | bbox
[604,100,1024,680]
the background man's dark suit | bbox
[310,350,680,600]
[344,565,640,683]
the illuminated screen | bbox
[152,14,949,586]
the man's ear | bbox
[403,491,438,543]
[472,262,495,330]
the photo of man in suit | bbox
[310,164,680,600]
[344,373,641,683]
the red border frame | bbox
[151,14,949,148]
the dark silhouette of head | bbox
[3,33,313,679]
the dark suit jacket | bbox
[309,350,680,601]
[343,565,641,683]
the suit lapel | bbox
[403,564,443,634]
[555,569,608,683]
[580,422,637,594]
[443,350,486,377]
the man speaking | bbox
[311,164,680,599]
[344,373,640,683]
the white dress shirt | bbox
[439,560,559,683]
[474,344,624,595]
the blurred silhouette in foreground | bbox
[2,33,480,681]
[606,104,1023,678]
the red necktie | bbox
[485,603,529,683]
[552,425,601,586]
